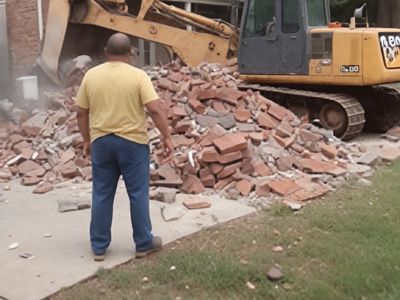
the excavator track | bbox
[239,84,366,140]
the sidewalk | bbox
[0,180,255,300]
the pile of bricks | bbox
[0,86,90,194]
[1,59,399,207]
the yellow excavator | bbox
[38,0,400,139]
[38,0,238,85]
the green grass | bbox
[52,161,400,300]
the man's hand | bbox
[83,141,91,157]
[161,137,174,163]
[146,100,175,163]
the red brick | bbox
[168,106,187,119]
[216,88,243,105]
[198,88,217,100]
[33,182,54,194]
[291,143,305,153]
[276,156,297,172]
[181,174,205,194]
[199,147,219,163]
[61,148,76,164]
[268,104,289,121]
[241,158,255,175]
[183,196,211,209]
[257,113,279,129]
[235,179,254,196]
[296,158,346,176]
[13,141,31,154]
[212,101,228,114]
[320,143,338,159]
[218,162,242,179]
[30,166,46,177]
[210,163,224,174]
[21,175,41,186]
[299,129,321,143]
[252,161,272,176]
[173,120,192,134]
[255,180,270,197]
[286,183,329,202]
[17,160,41,175]
[188,97,206,114]
[199,168,212,179]
[75,157,91,168]
[167,72,184,82]
[9,134,24,145]
[213,133,248,154]
[199,125,226,146]
[171,135,194,147]
[218,151,243,164]
[249,132,264,145]
[234,109,252,122]
[190,78,206,87]
[20,147,34,160]
[214,178,231,191]
[158,78,173,90]
[60,162,81,179]
[201,174,216,187]
[157,163,181,180]
[275,119,293,138]
[268,179,302,196]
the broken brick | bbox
[198,88,217,100]
[268,179,302,196]
[199,147,219,163]
[218,162,242,179]
[21,175,41,186]
[255,180,270,197]
[17,160,42,176]
[252,161,272,176]
[33,182,54,194]
[299,129,321,143]
[320,143,338,159]
[188,97,206,114]
[218,151,243,164]
[183,196,211,209]
[234,109,252,122]
[216,87,243,105]
[235,179,254,196]
[257,113,279,129]
[210,163,224,174]
[181,174,205,194]
[213,133,248,154]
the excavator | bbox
[38,0,400,139]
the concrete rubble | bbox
[1,58,400,212]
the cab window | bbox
[244,0,275,37]
[282,0,300,33]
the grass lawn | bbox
[52,161,400,300]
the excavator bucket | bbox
[37,0,71,86]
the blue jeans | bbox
[90,134,153,254]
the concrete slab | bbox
[0,179,255,300]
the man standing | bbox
[77,33,174,261]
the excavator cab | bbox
[239,0,330,75]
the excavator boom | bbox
[38,0,238,85]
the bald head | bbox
[106,33,132,56]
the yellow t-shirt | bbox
[76,61,158,144]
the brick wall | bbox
[6,0,48,77]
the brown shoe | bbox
[135,236,163,259]
[93,253,105,262]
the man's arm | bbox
[77,107,91,156]
[145,100,174,162]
